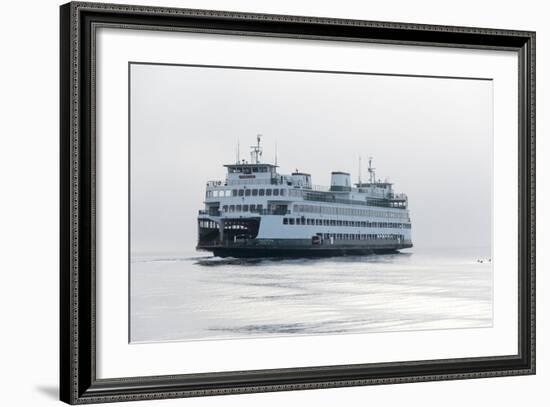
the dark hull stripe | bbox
[197,243,412,258]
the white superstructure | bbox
[197,136,412,257]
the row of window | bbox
[198,220,250,230]
[320,233,404,241]
[206,188,286,198]
[294,204,408,220]
[198,220,218,229]
[228,166,272,174]
[222,204,264,213]
[199,220,406,241]
[283,217,411,229]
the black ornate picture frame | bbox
[60,1,535,404]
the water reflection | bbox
[130,247,492,343]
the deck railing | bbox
[206,178,285,187]
[198,208,290,216]
[303,193,393,208]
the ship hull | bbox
[197,240,412,258]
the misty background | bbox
[130,63,492,255]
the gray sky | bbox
[130,63,493,254]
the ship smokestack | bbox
[330,171,351,192]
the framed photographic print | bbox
[60,1,536,404]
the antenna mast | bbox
[368,157,376,184]
[236,139,240,164]
[274,139,278,166]
[250,134,263,164]
[358,155,362,184]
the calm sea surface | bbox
[130,247,492,343]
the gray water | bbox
[130,247,492,343]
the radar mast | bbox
[250,134,263,164]
[368,157,376,184]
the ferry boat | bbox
[197,136,412,258]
